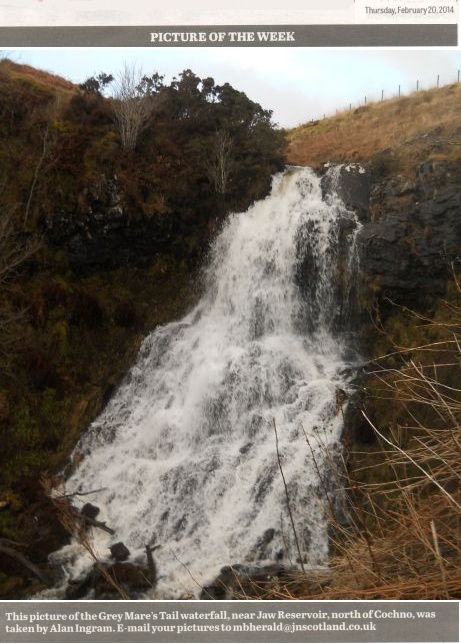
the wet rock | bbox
[359,162,461,308]
[252,529,276,559]
[65,570,96,600]
[109,542,130,562]
[322,163,371,223]
[200,581,230,600]
[80,503,100,520]
[316,159,461,313]
[65,562,152,600]
[239,442,253,455]
[200,563,297,600]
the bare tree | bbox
[112,63,152,152]
[207,130,233,196]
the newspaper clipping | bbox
[0,0,459,642]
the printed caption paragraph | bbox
[0,601,458,642]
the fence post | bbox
[437,74,440,88]
[416,79,419,91]
[381,89,384,101]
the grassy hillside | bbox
[286,82,461,175]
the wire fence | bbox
[312,69,461,122]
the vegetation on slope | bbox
[0,58,284,597]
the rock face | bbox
[335,160,461,310]
[321,163,371,223]
[44,163,461,308]
[43,175,175,269]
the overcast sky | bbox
[14,48,461,128]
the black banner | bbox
[0,24,456,46]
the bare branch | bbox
[112,63,153,152]
[207,130,233,195]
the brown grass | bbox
[286,83,461,172]
[0,58,76,93]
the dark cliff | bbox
[333,160,461,312]
[360,161,461,307]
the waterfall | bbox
[52,166,361,597]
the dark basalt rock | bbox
[358,161,461,308]
[93,562,151,598]
[328,160,461,312]
[200,563,292,600]
[65,570,96,600]
[200,563,328,600]
[110,541,131,562]
[43,161,461,316]
[321,163,371,223]
[81,503,100,520]
[46,208,174,270]
[42,174,174,269]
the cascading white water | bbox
[52,166,360,597]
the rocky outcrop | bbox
[44,161,461,312]
[43,175,175,269]
[359,161,461,306]
[321,163,371,223]
[333,160,461,311]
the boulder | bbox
[93,562,152,598]
[80,503,100,520]
[109,541,130,562]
